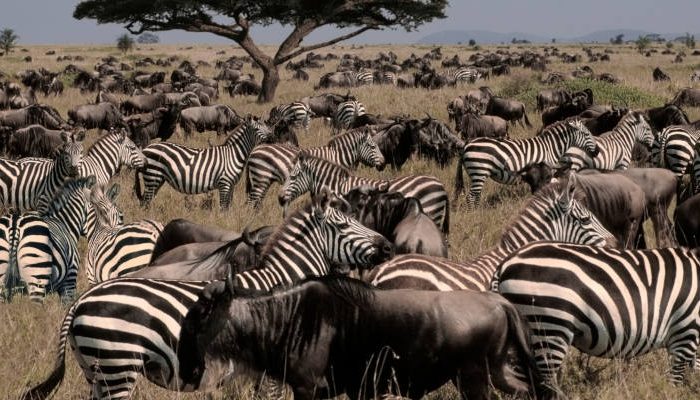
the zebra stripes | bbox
[456,119,599,208]
[444,66,481,84]
[268,101,314,130]
[657,125,700,177]
[355,70,374,86]
[493,242,700,385]
[280,154,450,233]
[85,184,163,284]
[333,100,366,132]
[23,192,391,399]
[0,130,84,212]
[366,176,613,291]
[560,112,653,172]
[79,129,146,185]
[134,116,271,209]
[245,127,385,209]
[0,211,52,302]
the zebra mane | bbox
[85,130,122,155]
[39,176,94,217]
[327,126,369,146]
[258,200,315,258]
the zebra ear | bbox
[107,184,120,202]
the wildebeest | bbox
[227,80,261,96]
[179,105,242,137]
[457,104,508,141]
[6,124,70,158]
[299,92,355,120]
[150,218,242,262]
[653,67,671,81]
[178,276,550,399]
[536,88,571,112]
[0,104,68,130]
[95,89,119,106]
[643,104,690,132]
[582,107,629,135]
[315,71,356,89]
[485,96,531,128]
[541,89,594,128]
[343,186,447,257]
[125,104,181,148]
[292,69,309,81]
[671,88,700,107]
[41,77,64,96]
[675,192,700,247]
[120,92,166,115]
[68,102,126,130]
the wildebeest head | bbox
[58,129,85,177]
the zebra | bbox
[85,183,163,284]
[267,101,314,131]
[0,130,84,212]
[0,211,52,302]
[444,66,481,84]
[559,112,653,172]
[245,127,385,209]
[333,100,366,133]
[134,116,271,209]
[279,154,450,233]
[22,189,393,400]
[365,174,614,291]
[79,128,146,185]
[656,125,700,177]
[355,70,374,86]
[373,70,397,85]
[455,118,599,209]
[493,241,700,386]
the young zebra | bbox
[493,242,700,385]
[456,118,599,209]
[279,154,450,233]
[22,189,393,400]
[85,184,163,284]
[333,100,366,133]
[245,127,385,209]
[267,101,314,131]
[0,130,84,212]
[559,112,653,172]
[134,116,271,209]
[366,175,614,291]
[78,128,146,185]
[0,211,52,302]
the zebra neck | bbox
[45,159,71,200]
[470,246,511,276]
[83,152,119,180]
[338,176,379,194]
[45,217,82,246]
[537,127,574,164]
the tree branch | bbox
[274,19,319,63]
[276,25,379,65]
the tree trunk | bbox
[258,64,280,103]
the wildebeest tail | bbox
[522,107,532,128]
[453,152,465,203]
[133,169,144,202]
[21,303,78,400]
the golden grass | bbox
[2,42,700,399]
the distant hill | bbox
[417,29,699,44]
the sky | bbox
[0,0,699,45]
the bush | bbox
[116,33,135,53]
[560,78,664,109]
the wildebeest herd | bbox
[2,43,700,399]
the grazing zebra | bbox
[0,130,84,212]
[85,184,163,284]
[657,125,700,177]
[366,175,614,291]
[333,100,366,133]
[79,128,146,185]
[134,116,271,209]
[355,70,374,86]
[493,242,700,385]
[0,211,52,302]
[559,112,653,172]
[22,189,393,400]
[373,70,397,85]
[444,66,481,84]
[267,101,314,131]
[455,119,599,208]
[245,127,385,209]
[279,154,450,233]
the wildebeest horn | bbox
[225,264,235,295]
[241,225,254,246]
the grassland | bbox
[1,42,700,399]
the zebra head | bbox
[311,187,394,267]
[243,115,272,143]
[629,112,654,148]
[89,183,124,231]
[359,130,386,171]
[279,153,314,208]
[113,128,147,169]
[566,119,599,157]
[40,175,98,238]
[58,129,85,177]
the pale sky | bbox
[0,0,699,44]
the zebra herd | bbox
[5,48,700,400]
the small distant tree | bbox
[684,33,696,49]
[468,38,476,46]
[666,42,674,49]
[116,33,135,53]
[0,28,19,56]
[635,35,651,53]
[551,38,556,44]
[610,34,624,45]
[137,32,159,44]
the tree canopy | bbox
[74,0,447,102]
[0,28,19,56]
[117,33,135,53]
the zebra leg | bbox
[668,337,698,384]
[530,331,573,387]
[141,176,165,208]
[218,181,233,210]
[246,175,274,210]
[466,175,485,210]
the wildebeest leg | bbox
[633,219,647,249]
[624,218,642,249]
[650,205,676,247]
[455,369,490,400]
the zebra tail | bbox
[244,165,252,196]
[5,231,20,302]
[522,108,532,128]
[453,155,465,202]
[21,304,76,400]
[133,169,144,202]
[658,132,669,168]
[442,197,450,235]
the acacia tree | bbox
[0,28,19,56]
[116,33,135,53]
[74,1,447,103]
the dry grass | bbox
[2,42,700,399]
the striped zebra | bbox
[22,189,392,400]
[279,154,450,233]
[79,128,146,185]
[456,118,599,209]
[0,130,84,212]
[267,101,314,131]
[333,100,366,133]
[559,112,653,172]
[493,242,700,385]
[656,124,700,177]
[366,175,614,291]
[0,211,52,302]
[134,116,271,209]
[355,70,374,86]
[373,70,397,85]
[245,127,385,209]
[444,66,481,84]
[85,183,163,284]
